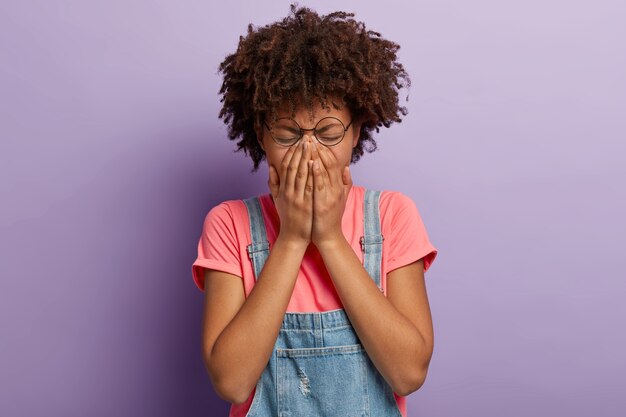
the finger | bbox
[279,139,301,185]
[342,165,352,187]
[268,164,280,198]
[294,138,311,197]
[305,160,314,199]
[316,144,340,187]
[312,159,326,194]
[310,139,320,161]
[284,139,305,192]
[313,145,332,188]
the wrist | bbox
[313,232,348,252]
[275,233,310,253]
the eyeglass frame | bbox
[263,116,353,147]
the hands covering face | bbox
[267,136,352,247]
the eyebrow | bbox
[315,122,342,133]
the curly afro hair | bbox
[217,4,410,171]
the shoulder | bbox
[375,189,429,236]
[350,186,419,217]
[203,198,249,231]
[378,189,419,215]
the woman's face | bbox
[257,100,361,181]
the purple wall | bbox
[1,1,625,416]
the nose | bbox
[290,135,311,150]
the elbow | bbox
[394,339,434,396]
[395,376,426,397]
[392,366,428,397]
[203,349,254,405]
[207,365,254,405]
[213,379,254,405]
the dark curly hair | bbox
[217,4,410,171]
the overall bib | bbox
[242,189,402,417]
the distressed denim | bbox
[242,189,402,417]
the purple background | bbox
[1,1,625,416]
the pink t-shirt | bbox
[192,184,438,416]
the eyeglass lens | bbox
[270,117,346,146]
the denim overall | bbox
[241,189,403,417]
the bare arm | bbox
[202,236,308,404]
[202,138,314,404]
[308,140,434,396]
[316,241,434,396]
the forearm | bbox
[209,236,307,403]
[316,236,429,395]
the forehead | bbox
[273,97,351,124]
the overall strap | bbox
[361,189,384,292]
[243,196,270,282]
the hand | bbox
[267,137,314,245]
[309,140,352,247]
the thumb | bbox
[268,165,280,198]
[342,165,352,187]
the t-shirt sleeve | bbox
[385,192,438,273]
[191,202,243,292]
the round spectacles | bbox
[263,116,353,147]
